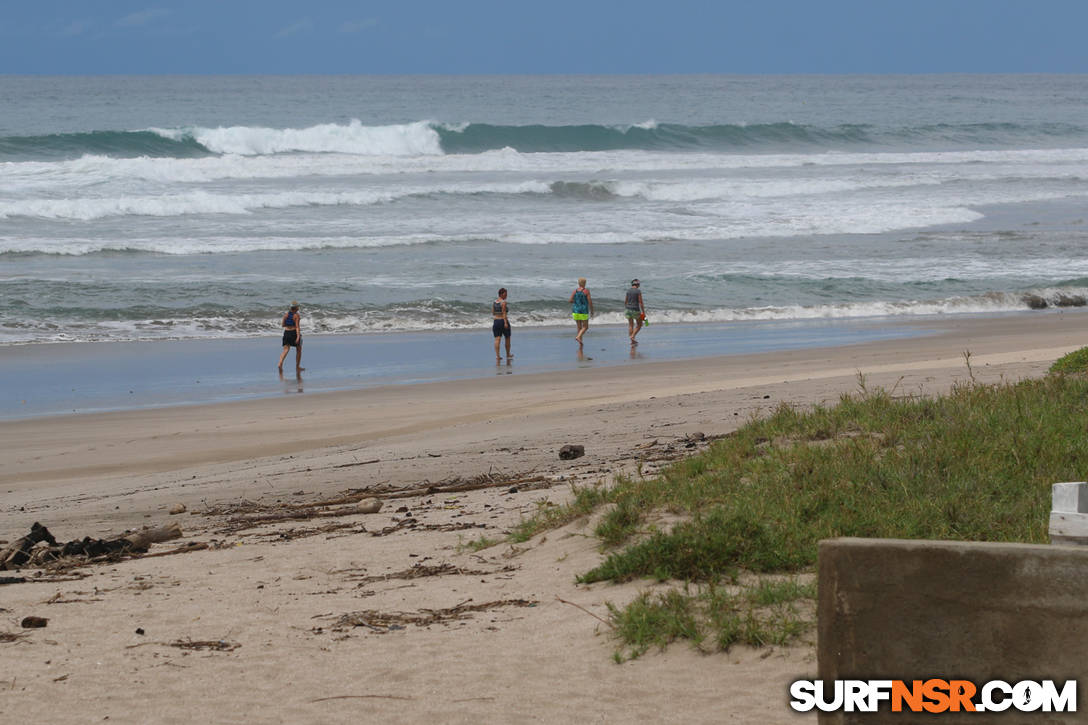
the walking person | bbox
[492,287,512,362]
[625,278,645,344]
[569,277,593,345]
[277,301,304,372]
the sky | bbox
[1,1,1087,74]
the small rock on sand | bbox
[559,444,585,460]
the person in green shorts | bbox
[569,277,593,345]
[624,278,645,344]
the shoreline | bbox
[0,312,999,421]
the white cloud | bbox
[58,20,93,37]
[274,18,313,39]
[339,18,379,34]
[115,8,171,28]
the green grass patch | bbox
[746,578,818,607]
[458,534,500,553]
[572,375,1088,656]
[509,482,611,543]
[1050,346,1088,375]
[608,588,703,660]
[609,578,816,660]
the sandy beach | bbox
[2,310,1086,724]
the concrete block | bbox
[818,537,1088,724]
[1051,512,1088,545]
[1053,482,1088,514]
[1051,483,1088,545]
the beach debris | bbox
[20,616,48,628]
[370,520,487,538]
[559,444,585,460]
[44,590,103,605]
[375,472,551,499]
[636,432,722,463]
[245,523,368,542]
[169,638,240,652]
[0,522,183,571]
[310,694,415,703]
[0,631,29,643]
[328,598,538,633]
[116,522,185,549]
[222,498,382,532]
[169,503,187,515]
[139,541,208,559]
[682,432,707,449]
[0,572,88,587]
[332,458,381,469]
[208,472,551,531]
[555,595,614,629]
[0,522,57,569]
[341,562,517,585]
[127,638,241,652]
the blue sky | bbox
[2,1,1087,74]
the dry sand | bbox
[1,311,1086,723]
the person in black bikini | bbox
[492,288,512,362]
[277,301,304,372]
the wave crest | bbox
[158,120,444,156]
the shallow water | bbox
[1,316,935,419]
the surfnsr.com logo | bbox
[789,679,1077,714]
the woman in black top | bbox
[278,301,304,372]
[492,288,511,362]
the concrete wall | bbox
[818,537,1088,724]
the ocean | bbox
[3,74,1088,347]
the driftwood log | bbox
[0,522,57,569]
[0,522,183,570]
[225,498,382,530]
[125,522,183,549]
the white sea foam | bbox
[610,176,935,202]
[151,120,444,156]
[6,144,1088,195]
[613,119,659,131]
[0,179,552,222]
[4,290,1077,346]
[0,233,484,255]
[687,258,1088,283]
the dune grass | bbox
[607,577,816,660]
[1050,347,1088,375]
[519,371,1088,659]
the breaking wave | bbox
[5,119,1088,161]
